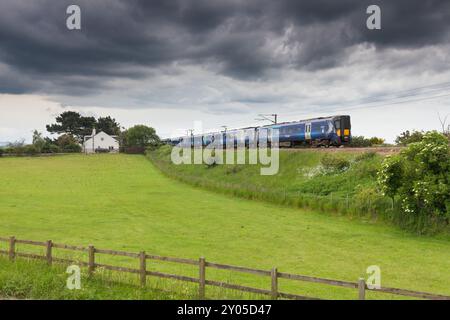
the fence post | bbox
[8,236,16,261]
[139,251,146,287]
[358,278,366,300]
[88,245,95,277]
[199,257,206,299]
[46,240,53,266]
[271,267,278,300]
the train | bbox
[167,115,351,148]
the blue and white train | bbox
[167,115,351,148]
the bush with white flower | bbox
[378,131,450,231]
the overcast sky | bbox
[1,0,449,143]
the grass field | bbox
[0,154,449,299]
[149,146,449,233]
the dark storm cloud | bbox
[0,0,449,95]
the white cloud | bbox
[1,45,449,143]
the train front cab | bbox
[333,115,351,145]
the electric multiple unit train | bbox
[167,115,351,148]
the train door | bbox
[305,123,312,141]
[334,119,341,138]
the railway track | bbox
[282,146,404,155]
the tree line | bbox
[0,111,160,155]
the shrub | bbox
[369,137,385,146]
[122,146,146,154]
[352,158,380,179]
[62,143,82,153]
[353,187,387,218]
[395,130,424,146]
[0,148,3,157]
[349,136,372,147]
[320,154,350,173]
[3,147,15,154]
[6,146,25,155]
[378,131,450,233]
[378,155,404,200]
[57,134,81,153]
[41,143,60,154]
[23,145,40,155]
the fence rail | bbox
[0,236,449,300]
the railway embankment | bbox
[147,145,448,234]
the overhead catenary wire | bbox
[279,81,450,119]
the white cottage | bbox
[83,129,120,154]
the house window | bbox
[101,137,104,141]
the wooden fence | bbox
[0,236,449,300]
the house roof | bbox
[85,131,118,139]
[84,131,119,144]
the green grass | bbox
[148,147,449,234]
[0,256,267,300]
[0,256,195,300]
[152,146,370,197]
[0,154,449,299]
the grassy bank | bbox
[148,146,382,195]
[148,146,448,233]
[0,154,449,299]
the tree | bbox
[7,139,25,148]
[124,125,160,148]
[437,112,449,134]
[97,116,121,136]
[378,131,450,231]
[395,130,424,146]
[57,134,82,153]
[46,111,96,142]
[32,130,46,153]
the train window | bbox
[334,120,341,129]
[342,116,351,129]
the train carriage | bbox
[168,115,351,148]
[267,115,351,147]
